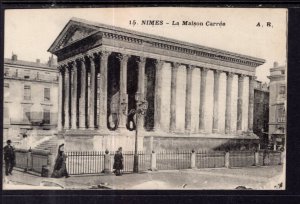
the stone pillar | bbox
[137,56,146,130]
[225,72,234,134]
[237,74,245,132]
[98,51,110,130]
[225,151,230,168]
[118,54,129,130]
[248,76,256,132]
[57,66,63,131]
[88,54,96,129]
[170,62,180,132]
[79,58,86,129]
[64,65,70,129]
[150,151,157,171]
[71,61,78,129]
[199,67,208,132]
[185,65,194,132]
[154,59,164,131]
[190,150,196,169]
[212,70,221,133]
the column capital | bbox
[187,65,195,71]
[86,53,97,60]
[201,67,209,73]
[77,56,85,63]
[137,56,147,64]
[249,75,257,81]
[99,50,111,58]
[238,74,246,81]
[172,62,181,69]
[226,72,235,78]
[213,69,222,77]
[116,53,130,62]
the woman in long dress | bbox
[113,147,124,176]
[51,144,69,178]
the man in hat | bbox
[4,140,15,176]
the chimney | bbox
[36,59,40,64]
[273,61,278,68]
[47,54,57,67]
[12,54,18,61]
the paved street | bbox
[3,165,284,190]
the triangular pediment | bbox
[48,20,98,53]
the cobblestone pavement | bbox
[3,165,284,190]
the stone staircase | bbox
[35,136,64,154]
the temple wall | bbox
[231,75,238,133]
[176,65,187,132]
[191,68,200,133]
[218,72,227,133]
[205,70,214,133]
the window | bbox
[281,70,285,75]
[24,85,31,100]
[4,83,9,98]
[4,68,9,76]
[44,88,51,101]
[23,107,31,121]
[277,104,285,123]
[279,85,285,95]
[43,110,51,124]
[24,70,30,79]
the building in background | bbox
[3,54,58,145]
[253,80,269,149]
[268,62,286,150]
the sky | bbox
[4,8,287,83]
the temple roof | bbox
[48,17,265,67]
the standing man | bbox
[4,140,15,176]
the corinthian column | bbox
[98,51,110,131]
[199,67,208,132]
[117,54,129,130]
[64,64,70,129]
[88,54,96,129]
[79,58,86,129]
[185,65,194,132]
[225,72,234,134]
[170,62,180,132]
[154,59,164,132]
[237,74,245,132]
[57,66,63,131]
[248,76,256,132]
[137,56,146,130]
[212,70,221,133]
[70,61,78,129]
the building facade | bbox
[48,18,265,152]
[253,80,269,149]
[4,54,58,144]
[268,62,286,150]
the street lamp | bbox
[119,92,148,173]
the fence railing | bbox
[13,148,283,176]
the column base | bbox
[212,129,218,133]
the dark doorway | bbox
[107,53,120,130]
[127,56,138,131]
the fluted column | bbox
[185,65,194,132]
[71,61,78,129]
[64,64,70,129]
[212,70,221,133]
[98,51,110,130]
[248,76,256,132]
[237,74,245,132]
[57,66,63,131]
[154,59,164,131]
[79,58,86,129]
[225,72,234,134]
[137,56,146,130]
[170,62,180,132]
[199,67,208,132]
[118,54,129,130]
[88,54,96,129]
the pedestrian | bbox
[51,144,69,178]
[4,140,15,176]
[113,147,123,176]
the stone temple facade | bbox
[48,18,265,152]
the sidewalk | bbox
[3,165,284,190]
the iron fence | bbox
[196,150,225,168]
[229,150,255,167]
[66,151,105,175]
[258,150,282,166]
[156,151,191,170]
